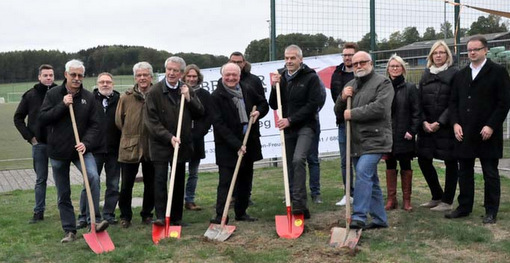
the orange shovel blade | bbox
[83,230,115,254]
[275,214,304,239]
[152,224,181,244]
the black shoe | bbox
[141,217,153,225]
[210,215,229,224]
[76,220,88,229]
[349,220,366,229]
[29,212,44,224]
[312,195,323,204]
[106,218,118,225]
[482,214,497,224]
[293,209,311,219]
[445,209,470,219]
[153,218,165,226]
[90,220,109,232]
[363,222,388,230]
[235,214,258,222]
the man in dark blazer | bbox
[209,62,269,223]
[144,56,204,226]
[447,35,510,224]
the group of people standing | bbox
[333,35,510,230]
[13,35,509,243]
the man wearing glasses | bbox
[331,42,358,207]
[77,72,121,227]
[335,51,393,230]
[40,59,108,243]
[447,35,510,224]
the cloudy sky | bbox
[0,0,270,56]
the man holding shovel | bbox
[39,59,109,243]
[334,51,393,230]
[209,62,268,224]
[269,44,322,219]
[144,56,204,227]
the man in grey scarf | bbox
[209,63,269,223]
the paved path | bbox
[1,159,510,193]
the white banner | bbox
[191,54,343,164]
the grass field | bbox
[0,75,141,103]
[0,160,509,263]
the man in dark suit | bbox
[209,62,269,223]
[447,35,510,224]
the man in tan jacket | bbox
[115,62,155,228]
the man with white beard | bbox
[334,51,393,230]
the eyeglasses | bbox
[341,54,354,57]
[389,65,402,69]
[230,60,244,64]
[68,73,84,79]
[467,47,485,53]
[98,80,113,84]
[432,51,447,56]
[352,60,370,67]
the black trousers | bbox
[153,161,185,222]
[418,158,458,204]
[457,158,500,216]
[118,160,155,221]
[216,160,254,218]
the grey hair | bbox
[97,72,114,82]
[164,56,186,71]
[386,54,408,77]
[220,62,241,75]
[285,44,303,58]
[65,59,85,74]
[426,40,453,68]
[132,62,154,77]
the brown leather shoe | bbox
[185,202,202,211]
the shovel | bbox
[330,97,362,250]
[152,93,186,244]
[69,104,115,254]
[273,81,304,239]
[204,106,257,242]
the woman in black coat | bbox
[384,54,420,212]
[417,40,459,212]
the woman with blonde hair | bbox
[417,40,459,212]
[384,54,421,211]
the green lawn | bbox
[0,160,509,263]
[0,75,141,103]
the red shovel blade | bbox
[83,230,115,254]
[152,221,182,244]
[275,213,304,239]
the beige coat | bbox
[115,85,151,163]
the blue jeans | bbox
[32,143,49,214]
[286,126,315,211]
[185,158,201,203]
[351,154,387,226]
[51,152,101,232]
[307,122,320,197]
[338,123,354,195]
[79,152,120,222]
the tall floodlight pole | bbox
[454,0,461,59]
[370,0,376,61]
[270,0,276,61]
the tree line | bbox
[245,14,508,62]
[1,15,506,83]
[0,46,228,84]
